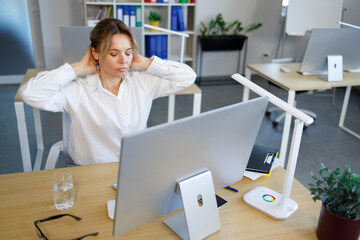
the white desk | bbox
[244,63,360,166]
[14,69,202,172]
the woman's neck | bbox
[99,75,123,95]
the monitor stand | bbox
[163,170,221,240]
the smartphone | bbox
[216,194,228,209]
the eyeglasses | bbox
[34,214,99,240]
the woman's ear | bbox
[91,47,99,61]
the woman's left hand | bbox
[130,53,152,71]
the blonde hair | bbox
[90,18,139,60]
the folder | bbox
[161,35,168,59]
[123,6,130,27]
[145,35,157,58]
[171,7,178,31]
[130,6,136,27]
[106,6,112,18]
[155,35,162,58]
[95,6,104,20]
[246,144,278,174]
[177,6,186,31]
[135,6,142,27]
[116,6,123,22]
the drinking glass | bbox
[53,170,75,210]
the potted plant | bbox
[148,11,161,32]
[199,13,262,51]
[309,163,360,240]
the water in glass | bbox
[53,171,75,210]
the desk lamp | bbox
[232,73,314,220]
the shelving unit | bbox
[83,0,197,68]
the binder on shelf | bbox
[177,6,186,31]
[123,6,130,27]
[130,6,136,27]
[95,6,104,20]
[246,144,278,174]
[171,6,178,31]
[106,6,112,18]
[156,35,163,58]
[135,6,142,27]
[145,35,157,58]
[116,6,123,21]
[161,35,168,59]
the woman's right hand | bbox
[71,48,100,77]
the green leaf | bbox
[308,162,359,219]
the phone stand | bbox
[163,170,221,240]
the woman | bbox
[19,19,196,165]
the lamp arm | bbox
[144,24,189,37]
[338,21,360,29]
[231,73,313,125]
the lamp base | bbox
[243,186,298,220]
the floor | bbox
[1,75,359,190]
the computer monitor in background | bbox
[298,28,360,75]
[113,97,269,238]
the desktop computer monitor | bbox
[113,96,269,237]
[298,28,360,75]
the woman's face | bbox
[98,33,133,80]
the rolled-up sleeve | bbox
[145,56,197,99]
[18,63,77,112]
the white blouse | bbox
[19,56,196,165]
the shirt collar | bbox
[86,73,129,93]
[86,74,101,92]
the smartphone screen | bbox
[216,194,228,209]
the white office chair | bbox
[45,113,70,169]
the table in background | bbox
[14,69,202,172]
[244,63,360,166]
[0,163,321,239]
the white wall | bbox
[196,0,298,77]
[38,0,83,68]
